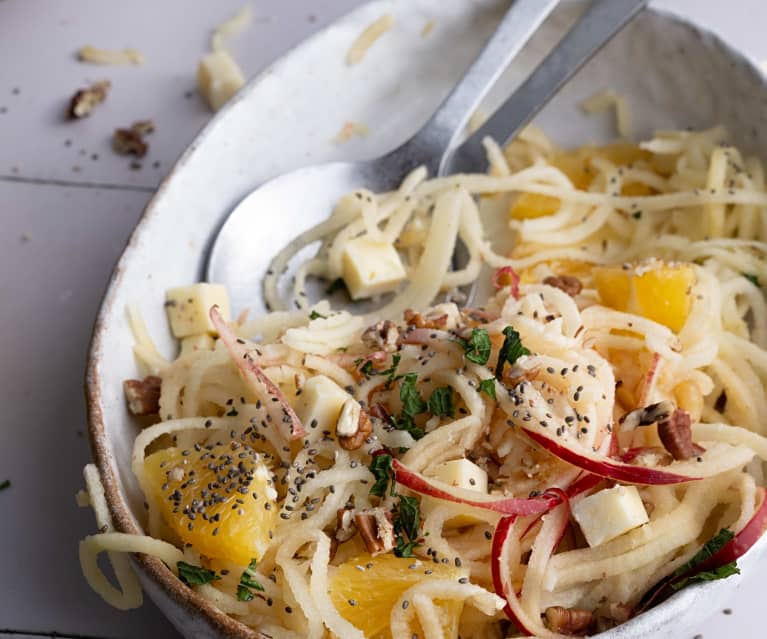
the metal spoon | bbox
[207,0,646,312]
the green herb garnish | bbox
[237,558,265,601]
[369,453,395,498]
[478,378,497,400]
[309,310,327,320]
[393,373,427,439]
[0,479,10,492]
[380,354,402,388]
[400,373,426,416]
[428,387,454,418]
[743,272,760,287]
[632,211,642,220]
[359,359,375,376]
[495,326,530,379]
[177,561,220,586]
[670,562,740,591]
[393,495,421,557]
[672,529,734,577]
[668,529,740,591]
[457,328,492,365]
[325,278,347,295]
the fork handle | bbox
[445,0,649,175]
[385,0,559,176]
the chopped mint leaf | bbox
[457,328,491,365]
[236,558,265,601]
[400,373,426,418]
[325,278,347,295]
[743,273,760,287]
[369,453,395,498]
[428,386,454,417]
[672,529,734,578]
[495,326,530,379]
[393,495,421,557]
[177,561,220,586]
[478,378,497,400]
[670,562,740,591]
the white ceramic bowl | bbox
[86,1,767,637]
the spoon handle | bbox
[388,0,559,176]
[446,0,649,174]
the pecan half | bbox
[361,319,400,352]
[354,508,395,555]
[338,404,373,451]
[123,375,162,415]
[112,127,148,157]
[544,607,593,635]
[68,80,111,118]
[657,408,704,460]
[543,275,582,297]
[594,602,632,633]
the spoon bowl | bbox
[206,0,647,312]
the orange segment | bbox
[593,260,696,332]
[329,552,467,639]
[510,192,562,219]
[509,144,651,220]
[144,442,278,566]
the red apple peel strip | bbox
[522,429,700,485]
[392,459,600,516]
[210,305,306,440]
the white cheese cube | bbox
[165,284,231,338]
[572,485,649,547]
[341,237,406,300]
[197,50,245,112]
[422,459,488,528]
[297,375,350,433]
[179,333,215,357]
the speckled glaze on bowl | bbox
[86,1,767,638]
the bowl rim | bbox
[84,3,767,638]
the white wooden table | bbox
[0,1,764,637]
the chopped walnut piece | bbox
[658,408,703,460]
[338,406,373,451]
[67,80,111,119]
[361,319,400,352]
[112,128,148,157]
[130,119,155,136]
[543,275,582,297]
[544,606,594,635]
[335,507,357,543]
[123,375,162,415]
[112,120,155,157]
[354,508,395,555]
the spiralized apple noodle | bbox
[80,122,767,638]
